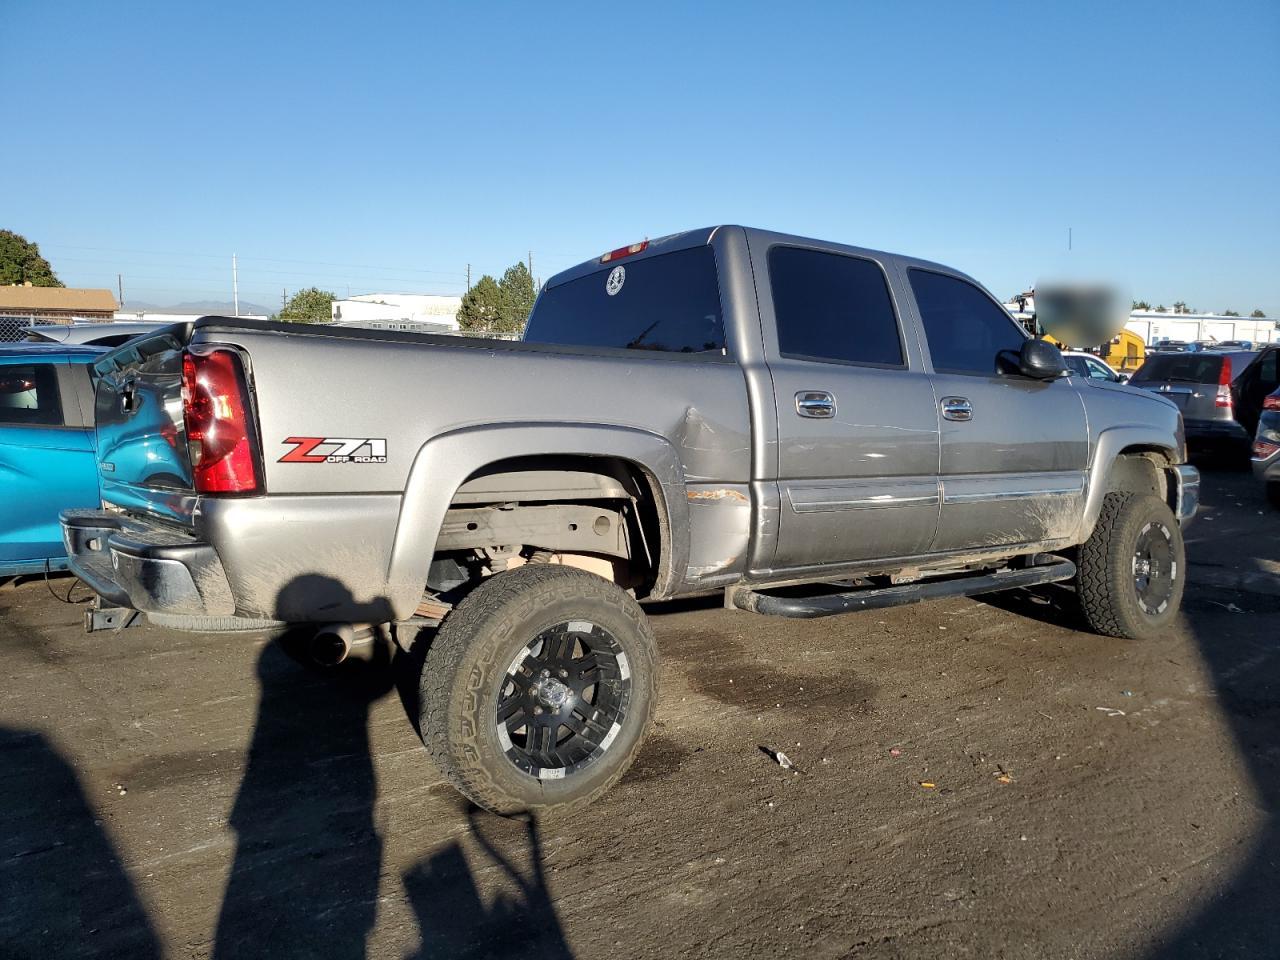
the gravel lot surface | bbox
[2,464,1277,959]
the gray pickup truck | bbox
[63,226,1199,813]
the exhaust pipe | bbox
[310,623,355,666]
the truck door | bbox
[904,268,1089,553]
[757,243,941,572]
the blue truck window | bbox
[525,246,725,354]
[769,246,904,367]
[0,363,62,426]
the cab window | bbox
[768,246,905,367]
[909,269,1026,376]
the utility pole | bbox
[1068,227,1072,252]
[282,288,287,312]
[466,263,471,291]
[117,274,124,309]
[232,253,240,317]
[528,250,533,280]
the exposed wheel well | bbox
[432,454,669,598]
[1107,448,1174,508]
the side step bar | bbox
[727,555,1076,619]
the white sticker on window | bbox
[606,265,625,296]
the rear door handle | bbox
[941,396,972,421]
[795,391,836,419]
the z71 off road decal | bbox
[279,436,388,464]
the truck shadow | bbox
[0,725,162,959]
[213,574,572,959]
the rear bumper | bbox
[1183,418,1251,443]
[60,509,236,616]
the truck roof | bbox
[543,225,969,291]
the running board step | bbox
[727,555,1076,619]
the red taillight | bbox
[1254,439,1280,459]
[182,348,260,494]
[599,240,649,263]
[1215,356,1233,408]
[1264,392,1280,412]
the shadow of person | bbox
[0,725,161,959]
[212,577,396,960]
[403,805,573,960]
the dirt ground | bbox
[2,463,1278,960]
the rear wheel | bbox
[1075,492,1185,639]
[419,565,658,815]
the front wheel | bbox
[419,565,658,815]
[1075,492,1186,639]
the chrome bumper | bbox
[1172,465,1200,523]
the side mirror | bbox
[1117,372,1131,384]
[1018,338,1066,380]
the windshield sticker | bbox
[605,265,625,296]
[279,436,387,464]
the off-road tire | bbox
[1075,492,1186,639]
[420,565,658,815]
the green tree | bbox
[496,261,537,334]
[1252,309,1267,318]
[1132,300,1151,310]
[1223,310,1239,317]
[275,287,334,323]
[456,275,502,331]
[0,229,63,287]
[1156,304,1168,313]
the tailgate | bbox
[92,327,197,525]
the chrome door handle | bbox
[941,397,972,421]
[795,391,836,418]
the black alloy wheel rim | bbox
[1132,520,1177,616]
[495,620,631,779]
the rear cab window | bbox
[767,246,904,367]
[0,363,63,426]
[908,269,1026,375]
[523,246,725,355]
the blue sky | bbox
[5,1,1278,314]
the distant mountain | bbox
[119,299,275,317]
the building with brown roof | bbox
[0,284,118,323]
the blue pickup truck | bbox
[0,343,103,576]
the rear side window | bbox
[909,269,1026,376]
[1257,349,1278,387]
[524,246,725,355]
[1131,354,1223,385]
[0,363,63,426]
[768,247,903,367]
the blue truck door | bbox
[0,359,98,567]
